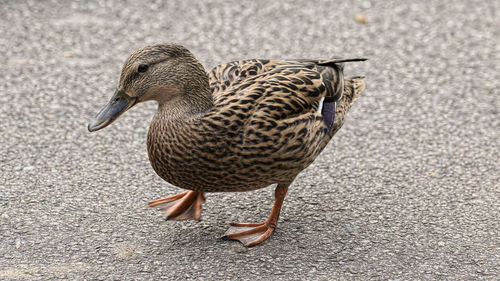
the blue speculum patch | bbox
[322,101,336,132]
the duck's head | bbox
[88,43,209,132]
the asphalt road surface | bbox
[1,0,498,280]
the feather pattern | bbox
[147,59,366,192]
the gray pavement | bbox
[1,0,499,280]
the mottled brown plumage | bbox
[89,43,366,246]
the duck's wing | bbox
[205,60,348,166]
[209,59,358,129]
[208,58,366,106]
[200,59,366,184]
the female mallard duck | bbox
[88,43,366,246]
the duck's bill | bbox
[88,89,137,132]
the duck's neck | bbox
[154,87,213,122]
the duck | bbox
[88,43,366,247]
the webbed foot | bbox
[148,190,205,221]
[223,184,289,247]
[224,221,276,247]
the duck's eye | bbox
[138,64,149,73]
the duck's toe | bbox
[223,222,275,247]
[148,190,205,221]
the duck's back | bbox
[209,59,345,103]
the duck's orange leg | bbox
[224,184,289,247]
[148,190,205,221]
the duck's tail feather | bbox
[344,76,366,103]
[317,58,368,71]
[317,58,368,65]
